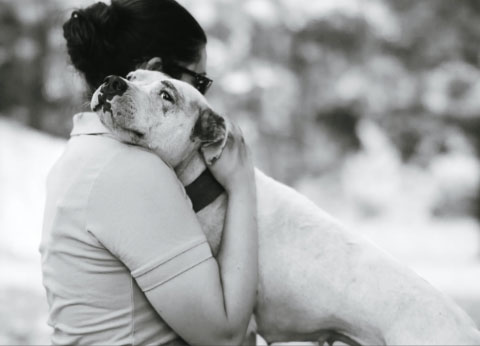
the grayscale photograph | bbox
[1,0,480,345]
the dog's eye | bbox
[160,90,174,103]
[126,73,135,81]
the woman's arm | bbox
[211,123,258,338]
[145,123,258,345]
[89,123,257,346]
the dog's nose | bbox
[101,75,128,97]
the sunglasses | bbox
[166,63,213,95]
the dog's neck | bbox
[175,148,226,214]
[174,150,206,186]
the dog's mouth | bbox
[111,118,146,140]
[92,102,103,113]
[93,91,113,114]
[92,91,145,140]
[117,125,145,139]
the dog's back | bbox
[198,168,480,344]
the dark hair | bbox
[63,0,207,93]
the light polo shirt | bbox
[40,112,212,345]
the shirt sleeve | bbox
[86,146,213,292]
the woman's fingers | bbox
[224,122,245,157]
[208,120,254,192]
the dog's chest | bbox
[196,193,227,256]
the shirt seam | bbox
[70,112,110,136]
[142,255,213,292]
[131,237,207,278]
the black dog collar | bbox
[185,170,225,212]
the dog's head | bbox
[90,69,228,166]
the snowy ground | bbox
[1,118,479,344]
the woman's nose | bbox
[101,75,128,96]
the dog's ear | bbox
[191,108,228,165]
[145,57,163,71]
[135,57,163,71]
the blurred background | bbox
[1,0,480,343]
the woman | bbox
[40,0,258,345]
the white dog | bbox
[91,68,480,345]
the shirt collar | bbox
[70,112,110,136]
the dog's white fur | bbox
[92,70,480,345]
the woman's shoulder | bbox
[98,144,178,191]
[86,143,191,224]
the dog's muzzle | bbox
[93,75,128,113]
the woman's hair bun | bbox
[63,2,121,87]
[62,0,208,93]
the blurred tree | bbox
[1,0,479,220]
[0,3,22,111]
[0,0,81,136]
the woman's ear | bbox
[191,108,228,165]
[145,57,163,71]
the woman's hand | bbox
[207,122,254,193]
